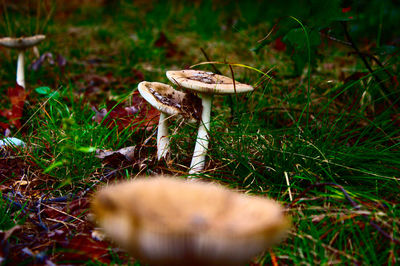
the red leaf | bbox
[131,68,145,81]
[8,84,26,105]
[274,37,286,51]
[342,7,351,13]
[392,75,399,87]
[391,114,400,127]
[92,91,160,131]
[0,122,9,131]
[154,32,183,58]
[0,84,27,129]
[60,233,111,264]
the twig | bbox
[284,171,293,201]
[341,22,393,103]
[348,51,395,81]
[47,216,75,231]
[290,231,361,264]
[319,31,352,46]
[199,48,236,121]
[80,169,118,198]
[41,195,70,203]
[46,217,77,228]
[200,48,222,75]
[41,203,84,223]
[228,63,238,102]
[36,196,49,232]
[2,194,29,212]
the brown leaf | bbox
[60,233,111,264]
[96,146,136,161]
[95,146,137,168]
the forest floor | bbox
[0,1,399,265]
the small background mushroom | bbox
[0,35,46,88]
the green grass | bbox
[0,0,399,264]
[0,193,27,230]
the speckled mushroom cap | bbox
[0,35,46,49]
[166,69,254,95]
[92,176,290,266]
[138,81,202,122]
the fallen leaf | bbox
[73,73,116,99]
[96,146,137,168]
[342,7,351,13]
[0,84,27,129]
[92,91,160,131]
[273,36,286,51]
[29,52,67,72]
[56,54,67,73]
[95,146,136,161]
[30,52,54,71]
[13,180,29,186]
[59,233,111,264]
[154,32,184,58]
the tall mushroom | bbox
[138,81,202,160]
[0,35,46,88]
[166,70,254,174]
[92,176,291,266]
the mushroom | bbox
[0,137,26,148]
[91,176,290,266]
[138,81,202,160]
[0,35,46,88]
[166,70,254,174]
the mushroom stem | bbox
[157,112,170,160]
[16,51,25,88]
[189,94,212,174]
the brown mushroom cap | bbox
[166,69,254,95]
[138,81,202,122]
[0,35,46,49]
[92,176,290,266]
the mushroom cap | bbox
[92,176,290,266]
[138,81,202,122]
[0,35,46,49]
[166,69,254,95]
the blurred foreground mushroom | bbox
[92,176,290,266]
[166,70,254,174]
[138,81,202,160]
[0,35,46,88]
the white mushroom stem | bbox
[16,51,25,88]
[189,94,212,174]
[157,112,170,160]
